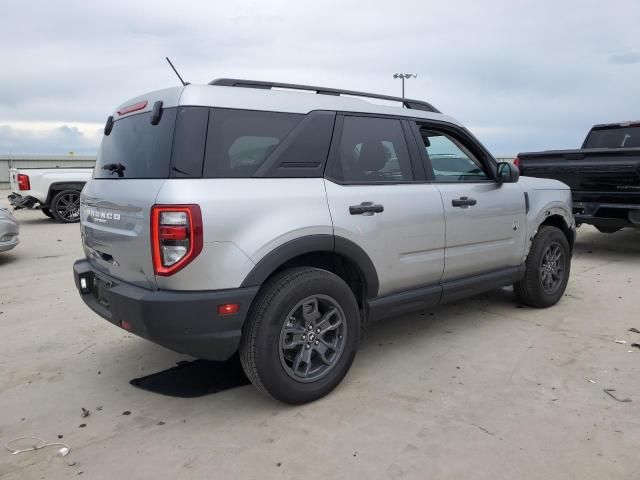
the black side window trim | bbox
[324,113,427,186]
[409,120,498,184]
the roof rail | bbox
[209,78,440,113]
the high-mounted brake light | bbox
[117,100,148,116]
[17,174,30,191]
[151,205,203,276]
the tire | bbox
[50,190,81,223]
[41,207,54,218]
[514,225,571,308]
[240,267,360,404]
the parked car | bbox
[73,79,575,404]
[516,121,640,233]
[0,207,19,252]
[8,167,92,223]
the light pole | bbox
[393,73,417,107]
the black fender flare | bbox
[46,182,86,206]
[240,234,379,298]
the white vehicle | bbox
[8,167,92,222]
[73,79,575,404]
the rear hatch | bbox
[81,90,180,289]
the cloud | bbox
[1,0,639,155]
[609,52,640,64]
[0,122,102,155]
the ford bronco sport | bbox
[73,79,575,404]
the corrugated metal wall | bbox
[0,155,96,184]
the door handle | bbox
[451,197,477,208]
[349,202,384,215]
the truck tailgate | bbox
[518,148,640,203]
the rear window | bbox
[583,126,640,149]
[94,108,177,179]
[203,109,303,178]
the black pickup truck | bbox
[516,122,640,233]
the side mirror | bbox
[497,162,519,183]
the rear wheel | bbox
[514,225,571,308]
[51,190,81,223]
[240,267,360,404]
[41,207,53,218]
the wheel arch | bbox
[240,234,379,301]
[45,182,86,207]
[539,214,575,250]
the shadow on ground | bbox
[130,354,250,397]
[573,227,640,259]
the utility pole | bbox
[393,73,417,107]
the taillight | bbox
[17,174,30,191]
[513,157,521,172]
[151,205,203,276]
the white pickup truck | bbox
[8,167,93,223]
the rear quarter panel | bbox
[154,178,333,290]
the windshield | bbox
[94,108,177,179]
[583,125,640,149]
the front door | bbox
[413,124,527,281]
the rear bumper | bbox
[73,259,259,361]
[8,193,39,209]
[573,201,640,229]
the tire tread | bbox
[514,225,570,308]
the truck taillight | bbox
[17,174,30,191]
[151,205,203,276]
[513,157,521,172]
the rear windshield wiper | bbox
[102,163,126,178]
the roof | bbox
[113,82,460,126]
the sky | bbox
[1,0,639,156]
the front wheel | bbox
[50,190,81,223]
[240,267,360,404]
[514,225,571,308]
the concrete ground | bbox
[1,194,639,480]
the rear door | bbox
[411,122,526,281]
[324,114,445,296]
[81,106,178,289]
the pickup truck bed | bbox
[517,122,640,232]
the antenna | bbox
[165,57,189,86]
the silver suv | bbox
[73,79,575,404]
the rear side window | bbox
[94,109,177,179]
[583,126,640,148]
[203,109,303,178]
[329,116,413,183]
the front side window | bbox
[203,109,302,178]
[330,116,413,183]
[418,127,489,182]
